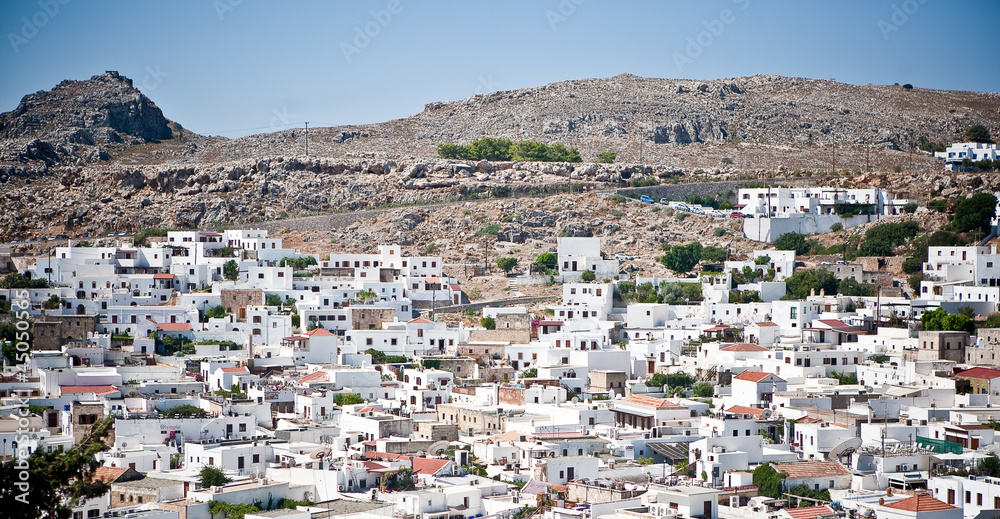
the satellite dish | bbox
[309,447,331,460]
[428,441,450,456]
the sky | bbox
[1,0,998,138]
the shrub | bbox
[951,193,997,234]
[675,212,687,221]
[480,317,496,330]
[333,393,365,406]
[205,305,227,319]
[630,176,658,188]
[714,227,727,237]
[902,83,913,90]
[903,202,918,214]
[199,466,232,488]
[223,260,239,281]
[965,124,992,143]
[279,256,318,269]
[595,151,617,163]
[660,242,702,273]
[580,270,596,282]
[775,233,809,255]
[495,257,518,274]
[829,223,844,232]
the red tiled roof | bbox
[298,371,327,383]
[725,405,766,417]
[704,325,730,332]
[782,505,835,519]
[755,322,778,327]
[734,370,775,382]
[408,317,432,324]
[618,394,680,409]
[774,461,851,479]
[94,466,129,483]
[152,273,174,280]
[155,322,191,332]
[956,367,1000,380]
[305,328,335,336]
[816,319,850,328]
[220,367,249,373]
[883,494,956,512]
[721,343,768,352]
[60,385,118,395]
[362,452,450,475]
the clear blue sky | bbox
[2,0,998,138]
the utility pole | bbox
[304,122,310,157]
[831,131,836,175]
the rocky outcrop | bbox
[0,71,172,170]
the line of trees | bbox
[437,137,582,162]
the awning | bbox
[647,442,690,462]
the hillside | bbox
[0,72,998,241]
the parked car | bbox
[640,195,654,203]
[659,198,670,205]
[615,253,636,261]
[730,212,745,218]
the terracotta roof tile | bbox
[734,370,776,382]
[782,505,835,519]
[362,452,450,475]
[155,322,191,332]
[305,328,335,336]
[883,494,956,512]
[60,385,118,395]
[94,466,129,483]
[618,394,680,409]
[220,367,249,373]
[298,371,327,383]
[725,405,766,417]
[956,367,1000,380]
[721,343,768,352]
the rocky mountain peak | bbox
[0,71,173,168]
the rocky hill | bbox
[1,72,999,241]
[215,74,1000,166]
[0,71,175,175]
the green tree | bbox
[646,373,668,388]
[660,242,703,273]
[838,278,873,297]
[701,246,728,263]
[903,202,918,214]
[693,382,714,398]
[965,124,992,143]
[784,268,839,300]
[636,457,654,465]
[469,137,513,161]
[920,308,975,334]
[43,294,62,310]
[775,233,809,255]
[495,257,518,275]
[205,305,227,319]
[0,417,114,519]
[535,252,557,272]
[265,294,282,307]
[580,269,596,282]
[480,317,496,330]
[510,141,551,162]
[1,272,48,289]
[951,193,997,235]
[829,371,859,385]
[981,313,1000,328]
[223,260,239,281]
[199,465,232,488]
[521,367,538,378]
[752,463,785,500]
[437,143,473,159]
[595,151,617,163]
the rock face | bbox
[0,71,172,169]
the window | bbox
[239,423,247,432]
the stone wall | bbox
[220,288,263,322]
[31,313,98,351]
[351,308,396,331]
